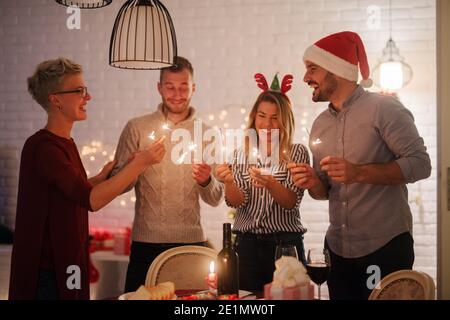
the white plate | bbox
[118,292,177,300]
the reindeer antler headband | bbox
[254,73,293,94]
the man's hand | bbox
[320,156,361,184]
[287,162,321,189]
[248,167,276,189]
[192,163,212,187]
[215,164,234,184]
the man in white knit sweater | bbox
[111,57,224,293]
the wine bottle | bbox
[217,223,239,297]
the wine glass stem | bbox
[318,284,321,300]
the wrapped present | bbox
[264,282,314,300]
[264,256,314,300]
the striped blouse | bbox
[225,143,309,234]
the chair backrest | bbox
[145,245,217,290]
[368,269,436,300]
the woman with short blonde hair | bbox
[9,57,166,300]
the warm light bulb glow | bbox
[380,61,403,91]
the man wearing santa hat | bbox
[288,31,431,299]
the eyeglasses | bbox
[52,86,89,98]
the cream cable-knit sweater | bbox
[111,104,224,243]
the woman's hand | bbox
[287,162,320,189]
[88,160,117,185]
[248,167,276,189]
[134,137,166,167]
[192,164,212,187]
[99,160,117,179]
[215,164,234,184]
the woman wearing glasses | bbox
[9,57,166,300]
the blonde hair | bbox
[247,91,295,163]
[27,57,83,110]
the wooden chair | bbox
[145,245,217,290]
[368,269,435,300]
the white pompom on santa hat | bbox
[303,31,373,88]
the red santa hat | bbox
[303,31,373,88]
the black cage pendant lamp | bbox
[109,0,177,70]
[55,0,112,9]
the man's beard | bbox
[313,73,338,102]
[163,99,190,114]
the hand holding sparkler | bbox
[192,163,212,187]
[216,164,234,184]
[319,156,360,184]
[134,136,166,167]
[287,162,321,189]
[248,166,276,189]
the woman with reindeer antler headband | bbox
[215,73,310,292]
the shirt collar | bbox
[327,85,365,116]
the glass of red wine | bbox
[306,248,330,300]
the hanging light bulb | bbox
[372,0,413,93]
[109,0,178,70]
[55,0,112,8]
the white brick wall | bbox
[0,0,436,290]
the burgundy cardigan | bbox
[9,129,93,300]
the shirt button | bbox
[342,201,347,206]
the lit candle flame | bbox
[209,261,215,273]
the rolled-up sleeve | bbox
[224,162,250,210]
[376,98,432,183]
